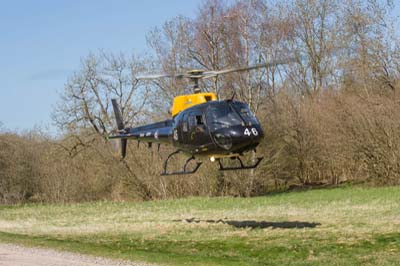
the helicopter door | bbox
[188,112,209,147]
[180,113,190,145]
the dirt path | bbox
[0,243,154,266]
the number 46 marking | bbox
[244,128,258,136]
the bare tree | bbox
[189,0,231,96]
[340,0,396,96]
[277,0,341,96]
[53,52,154,200]
[53,52,150,138]
[146,16,194,115]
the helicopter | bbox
[109,59,292,175]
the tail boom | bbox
[110,99,172,158]
[109,120,172,144]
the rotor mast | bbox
[187,70,204,94]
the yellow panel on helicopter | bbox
[171,92,217,116]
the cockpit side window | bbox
[196,115,204,125]
[188,113,204,127]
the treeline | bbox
[1,0,400,204]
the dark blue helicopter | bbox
[109,60,291,175]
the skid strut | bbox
[217,156,263,171]
[161,150,202,176]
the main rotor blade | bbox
[136,73,186,80]
[200,58,296,78]
[136,57,296,81]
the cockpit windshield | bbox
[231,102,259,126]
[206,102,243,130]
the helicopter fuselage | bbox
[117,100,264,159]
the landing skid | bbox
[217,156,263,171]
[161,150,202,176]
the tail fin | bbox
[111,99,128,158]
[112,99,125,131]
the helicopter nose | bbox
[235,126,263,144]
[213,132,233,150]
[213,126,264,152]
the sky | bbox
[0,0,399,134]
[0,0,202,133]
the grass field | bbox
[0,186,400,265]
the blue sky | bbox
[0,0,202,133]
[0,0,399,134]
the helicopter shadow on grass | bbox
[173,218,321,229]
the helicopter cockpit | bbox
[206,101,260,131]
[204,101,263,153]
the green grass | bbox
[1,186,400,265]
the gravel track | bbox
[0,243,155,266]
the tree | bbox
[146,16,194,115]
[53,52,154,200]
[54,52,150,137]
